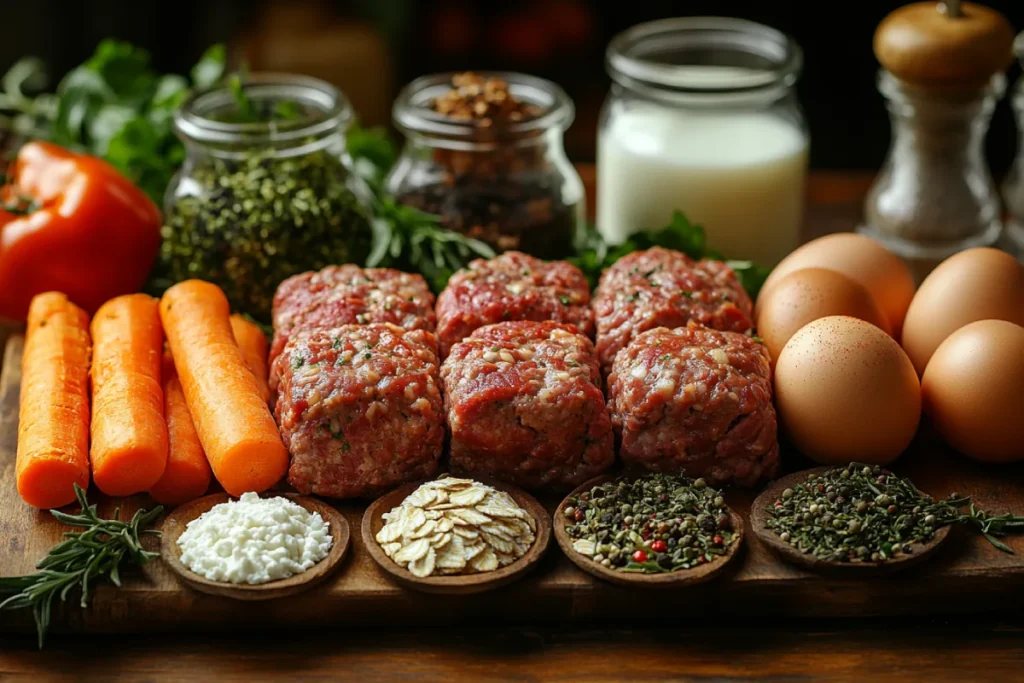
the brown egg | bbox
[901,248,1024,376]
[775,316,921,465]
[758,233,916,337]
[922,320,1024,463]
[756,268,890,366]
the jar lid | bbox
[874,2,1015,89]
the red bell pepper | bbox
[0,142,162,321]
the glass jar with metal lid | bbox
[162,73,373,322]
[598,17,809,267]
[386,71,584,260]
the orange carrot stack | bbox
[230,314,271,405]
[159,280,288,496]
[149,351,212,505]
[90,294,168,496]
[16,293,92,508]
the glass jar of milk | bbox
[597,18,808,266]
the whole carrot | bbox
[149,351,212,505]
[90,294,168,496]
[160,280,288,496]
[230,314,270,405]
[16,293,92,508]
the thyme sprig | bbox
[0,484,163,648]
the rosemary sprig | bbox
[0,484,163,648]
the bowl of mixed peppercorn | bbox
[554,473,744,587]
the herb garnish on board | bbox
[0,485,163,648]
[571,211,772,299]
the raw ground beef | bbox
[441,320,613,491]
[270,265,436,368]
[435,251,593,357]
[607,322,778,487]
[592,247,754,373]
[272,323,444,498]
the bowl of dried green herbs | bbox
[752,463,1024,576]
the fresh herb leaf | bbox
[0,41,226,204]
[190,44,226,89]
[570,211,773,299]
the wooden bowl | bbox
[750,466,951,577]
[553,475,745,588]
[361,476,551,594]
[161,492,350,600]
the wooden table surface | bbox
[4,170,1023,683]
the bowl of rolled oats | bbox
[361,474,551,594]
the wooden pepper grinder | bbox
[859,1,1015,281]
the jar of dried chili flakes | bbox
[387,72,584,259]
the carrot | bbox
[89,294,168,496]
[148,351,213,505]
[159,280,288,496]
[16,293,92,509]
[230,314,270,404]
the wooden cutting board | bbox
[2,332,1024,636]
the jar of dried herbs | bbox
[387,72,584,260]
[161,74,373,322]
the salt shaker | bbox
[860,1,1015,280]
[1002,32,1024,255]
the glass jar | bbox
[386,72,584,260]
[1002,32,1024,256]
[598,17,808,267]
[163,74,373,322]
[861,72,1004,272]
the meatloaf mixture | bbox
[270,265,436,367]
[436,251,593,357]
[272,323,444,498]
[592,247,754,372]
[607,323,778,487]
[441,320,613,491]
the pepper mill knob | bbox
[874,1,1015,89]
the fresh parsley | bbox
[570,211,772,300]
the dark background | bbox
[3,0,1022,172]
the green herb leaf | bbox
[1,57,48,102]
[570,211,772,298]
[190,44,226,89]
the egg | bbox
[901,247,1024,376]
[757,233,916,336]
[755,268,890,366]
[921,320,1024,463]
[774,316,921,465]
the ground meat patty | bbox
[272,323,443,498]
[441,320,613,491]
[271,265,436,366]
[593,247,754,372]
[607,323,778,487]
[436,251,593,357]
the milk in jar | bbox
[598,19,809,266]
